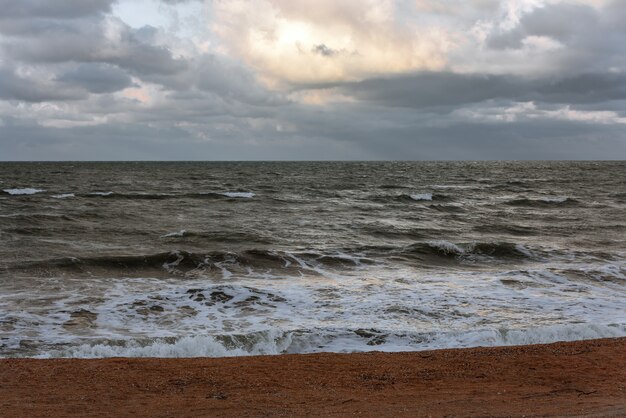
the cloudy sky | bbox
[1,0,625,160]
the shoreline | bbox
[1,337,625,417]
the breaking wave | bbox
[11,249,362,277]
[220,192,255,198]
[402,241,535,260]
[161,230,186,238]
[371,193,447,203]
[34,323,626,359]
[409,193,432,201]
[81,191,255,200]
[2,188,45,195]
[51,193,75,199]
[11,241,539,277]
[506,197,580,207]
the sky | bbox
[0,0,625,160]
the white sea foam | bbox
[222,192,255,198]
[409,193,432,201]
[427,240,464,254]
[89,191,113,196]
[3,188,45,195]
[37,323,626,359]
[161,230,186,238]
[44,331,294,358]
[540,196,569,203]
[2,258,625,358]
[52,193,75,199]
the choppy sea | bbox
[1,161,624,357]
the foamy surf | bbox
[3,188,45,195]
[161,230,186,238]
[51,193,75,199]
[2,256,624,358]
[1,161,624,359]
[222,192,255,198]
[409,193,433,201]
[35,323,626,359]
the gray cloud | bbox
[487,3,599,50]
[56,63,136,94]
[339,72,626,110]
[485,1,626,73]
[1,19,187,76]
[312,44,338,57]
[2,103,625,161]
[0,66,86,102]
[192,56,286,106]
[0,0,114,19]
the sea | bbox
[0,161,625,358]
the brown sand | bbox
[1,338,625,417]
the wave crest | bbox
[3,188,45,195]
[34,323,626,358]
[506,197,579,207]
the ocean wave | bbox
[221,192,255,198]
[39,330,294,359]
[2,188,45,195]
[32,323,626,358]
[429,204,466,213]
[11,249,372,277]
[505,196,579,207]
[81,191,255,200]
[378,184,411,189]
[160,230,186,238]
[185,230,274,244]
[88,191,114,197]
[396,241,537,261]
[472,223,538,236]
[610,192,626,202]
[51,193,75,199]
[10,241,539,276]
[0,213,75,222]
[431,185,475,190]
[409,193,433,201]
[371,193,447,203]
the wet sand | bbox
[1,338,625,417]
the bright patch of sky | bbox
[113,0,205,39]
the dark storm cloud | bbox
[1,20,187,76]
[486,1,626,72]
[0,0,114,19]
[0,66,86,102]
[487,3,599,50]
[276,103,626,160]
[1,13,278,105]
[339,72,626,110]
[56,63,136,94]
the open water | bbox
[0,161,624,357]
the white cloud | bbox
[212,0,451,84]
[456,101,626,124]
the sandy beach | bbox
[1,338,625,417]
